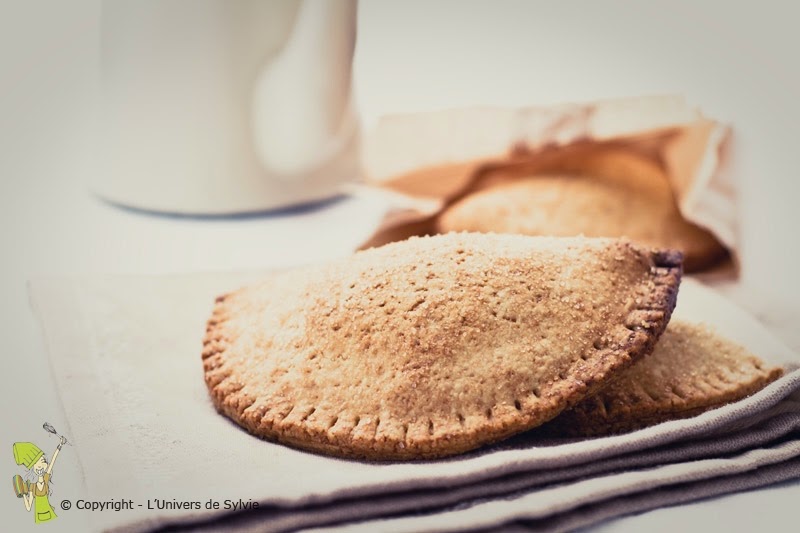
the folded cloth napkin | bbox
[29,274,800,533]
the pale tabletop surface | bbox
[2,2,799,531]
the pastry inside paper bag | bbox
[437,150,726,272]
[540,320,784,437]
[203,233,681,460]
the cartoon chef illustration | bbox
[13,433,68,524]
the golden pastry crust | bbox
[540,320,784,437]
[203,233,682,460]
[436,151,726,272]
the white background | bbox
[1,1,799,531]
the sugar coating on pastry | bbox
[203,233,682,460]
[436,150,726,272]
[541,320,784,437]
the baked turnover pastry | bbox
[541,320,784,437]
[203,233,682,460]
[436,150,726,272]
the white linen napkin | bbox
[29,273,800,532]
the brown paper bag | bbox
[357,95,735,276]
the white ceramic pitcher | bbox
[96,0,359,214]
